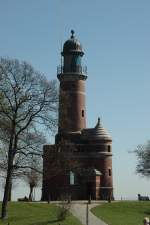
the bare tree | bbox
[25,170,40,201]
[42,140,82,202]
[0,58,58,219]
[22,156,42,201]
[43,140,81,181]
[0,128,46,202]
[134,140,150,177]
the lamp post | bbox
[86,201,89,225]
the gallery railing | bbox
[57,65,87,75]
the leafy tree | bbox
[0,58,58,219]
[134,140,150,177]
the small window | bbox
[82,110,84,117]
[109,169,111,176]
[108,145,111,152]
[70,171,75,185]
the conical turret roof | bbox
[82,118,112,142]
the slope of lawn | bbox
[0,202,82,225]
[91,201,150,225]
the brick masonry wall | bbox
[58,79,86,132]
[42,142,113,200]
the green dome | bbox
[62,30,84,55]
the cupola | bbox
[62,30,84,56]
[58,30,87,76]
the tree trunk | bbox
[1,159,13,219]
[8,181,12,202]
[29,185,33,201]
[1,127,15,219]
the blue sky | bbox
[0,0,150,200]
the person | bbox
[143,217,150,225]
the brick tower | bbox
[56,29,87,142]
[42,31,113,201]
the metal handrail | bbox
[57,65,87,75]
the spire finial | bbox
[95,117,100,128]
[71,30,75,39]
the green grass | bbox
[0,202,82,225]
[91,201,150,225]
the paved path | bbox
[70,203,108,225]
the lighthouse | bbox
[56,30,87,141]
[42,31,113,201]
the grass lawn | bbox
[0,202,82,225]
[91,201,150,225]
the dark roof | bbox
[82,118,112,142]
[62,30,84,55]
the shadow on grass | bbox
[29,219,61,225]
[144,211,150,215]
